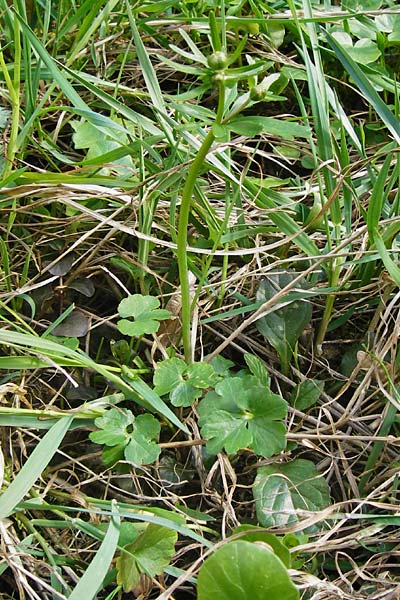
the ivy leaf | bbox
[117,295,171,337]
[255,273,312,375]
[198,377,287,457]
[89,408,160,466]
[117,524,177,592]
[253,459,331,529]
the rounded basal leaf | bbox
[231,525,291,567]
[290,379,324,411]
[253,459,331,529]
[197,540,299,600]
[117,524,177,593]
[255,273,312,374]
[118,294,158,318]
[90,409,161,466]
[185,362,218,388]
[124,434,160,466]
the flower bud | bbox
[207,51,228,71]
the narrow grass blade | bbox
[367,153,393,243]
[0,329,188,433]
[69,501,120,600]
[12,10,87,109]
[325,31,400,144]
[0,416,72,519]
[126,3,173,144]
[374,231,400,287]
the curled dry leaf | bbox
[155,272,197,351]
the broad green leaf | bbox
[69,502,120,600]
[0,417,72,519]
[255,274,312,375]
[198,377,287,457]
[124,415,161,465]
[90,408,134,446]
[185,362,217,388]
[197,540,299,600]
[228,116,310,140]
[253,459,331,528]
[153,358,186,396]
[117,295,171,337]
[170,382,201,407]
[71,119,134,176]
[117,524,177,592]
[231,525,290,567]
[290,379,324,411]
[331,32,381,65]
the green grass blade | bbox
[367,153,393,242]
[69,501,120,600]
[126,3,173,144]
[325,31,400,144]
[12,9,87,109]
[0,416,72,519]
[0,329,188,433]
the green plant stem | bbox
[177,81,225,362]
[0,11,21,177]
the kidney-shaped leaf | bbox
[197,540,299,600]
[253,459,331,528]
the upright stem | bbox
[0,10,21,178]
[177,81,225,362]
